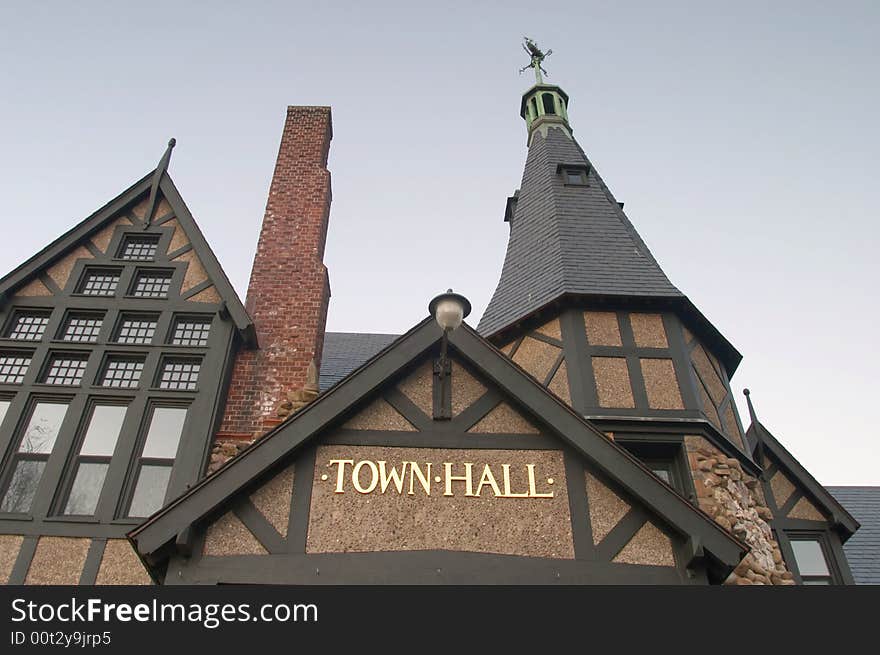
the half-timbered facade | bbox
[0,143,253,584]
[0,67,869,585]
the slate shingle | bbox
[319,332,398,391]
[478,126,681,336]
[827,486,880,585]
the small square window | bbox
[170,317,212,346]
[99,356,145,389]
[118,235,160,261]
[115,315,158,344]
[158,358,201,391]
[0,351,32,384]
[5,311,51,341]
[77,269,121,296]
[114,314,158,345]
[42,353,89,386]
[60,312,104,343]
[564,169,587,185]
[130,270,172,298]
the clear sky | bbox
[1,1,877,485]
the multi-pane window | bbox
[128,405,187,517]
[130,270,172,298]
[77,268,121,296]
[0,398,10,426]
[0,351,33,384]
[5,311,51,341]
[118,235,159,261]
[170,317,212,346]
[0,401,69,513]
[114,314,158,345]
[41,353,89,386]
[62,403,128,515]
[98,356,145,389]
[790,537,835,585]
[157,358,201,391]
[60,312,104,343]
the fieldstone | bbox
[715,515,733,531]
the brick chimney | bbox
[216,106,332,443]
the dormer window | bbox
[565,169,586,185]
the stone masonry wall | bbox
[685,436,794,585]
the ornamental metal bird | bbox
[520,37,552,83]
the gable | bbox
[0,170,251,341]
[192,351,682,573]
[130,319,746,584]
[749,423,858,538]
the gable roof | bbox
[0,155,254,344]
[129,316,747,579]
[826,486,880,584]
[478,125,741,374]
[746,420,860,539]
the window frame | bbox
[53,399,130,518]
[75,267,122,297]
[128,268,174,299]
[3,309,52,342]
[97,354,146,389]
[113,312,160,345]
[39,351,91,386]
[57,310,106,343]
[0,397,71,515]
[121,402,190,519]
[167,314,213,347]
[117,234,160,262]
[0,348,34,385]
[785,530,843,585]
[615,437,695,499]
[156,355,202,391]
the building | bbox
[0,59,873,585]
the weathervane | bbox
[520,37,552,84]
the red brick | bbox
[217,107,332,438]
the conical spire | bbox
[478,62,681,336]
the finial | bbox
[520,37,552,85]
[743,388,759,426]
[143,137,177,228]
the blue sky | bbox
[1,1,877,484]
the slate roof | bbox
[827,486,880,585]
[320,332,399,390]
[478,125,682,336]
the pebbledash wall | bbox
[0,85,859,584]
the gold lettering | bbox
[444,462,475,497]
[407,461,432,496]
[328,459,354,494]
[501,464,529,498]
[352,460,379,494]
[527,464,554,498]
[378,460,407,494]
[474,464,502,497]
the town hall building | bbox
[0,48,873,585]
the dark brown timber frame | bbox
[0,162,252,582]
[130,318,747,584]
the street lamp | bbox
[428,290,471,420]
